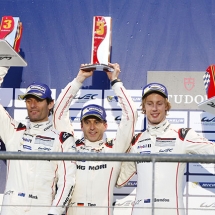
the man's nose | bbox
[30,100,37,107]
[152,104,157,110]
[90,123,95,129]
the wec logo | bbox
[201,117,215,122]
[200,202,215,208]
[74,94,98,100]
[115,116,121,123]
[159,148,173,153]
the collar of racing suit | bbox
[84,139,104,149]
[28,120,53,135]
[147,119,170,136]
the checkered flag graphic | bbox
[203,71,210,94]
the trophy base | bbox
[0,40,27,67]
[80,64,114,72]
[198,96,215,115]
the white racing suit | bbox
[53,78,137,215]
[0,105,76,215]
[116,119,215,215]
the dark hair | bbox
[46,98,54,116]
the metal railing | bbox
[1,152,215,215]
[0,151,215,163]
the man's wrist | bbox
[75,76,85,84]
[111,79,121,86]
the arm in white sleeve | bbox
[53,78,82,134]
[112,81,138,153]
[0,104,24,146]
[183,128,215,154]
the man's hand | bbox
[76,64,94,83]
[106,63,121,81]
[0,66,9,86]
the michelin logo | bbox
[198,182,215,188]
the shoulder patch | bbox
[75,138,85,146]
[178,128,191,141]
[59,132,73,143]
[16,123,26,131]
[131,133,142,146]
[105,139,113,148]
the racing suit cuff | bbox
[111,78,121,86]
[111,80,123,89]
[48,206,63,215]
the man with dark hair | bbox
[116,82,215,215]
[0,67,76,215]
[53,63,138,215]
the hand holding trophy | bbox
[0,16,27,67]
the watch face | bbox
[80,64,114,72]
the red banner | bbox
[0,16,14,39]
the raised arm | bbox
[53,65,93,133]
[106,63,138,152]
[0,67,24,145]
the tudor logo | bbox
[184,78,195,91]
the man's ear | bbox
[48,100,54,110]
[104,122,108,130]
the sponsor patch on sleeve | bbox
[59,132,73,143]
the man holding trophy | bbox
[0,66,77,215]
[53,62,137,215]
[0,16,76,215]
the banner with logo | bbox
[0,71,215,214]
[147,71,207,110]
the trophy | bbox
[81,16,113,72]
[198,65,215,115]
[0,16,27,66]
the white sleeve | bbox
[112,82,138,153]
[184,128,215,154]
[116,160,136,188]
[0,104,21,145]
[53,78,82,134]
